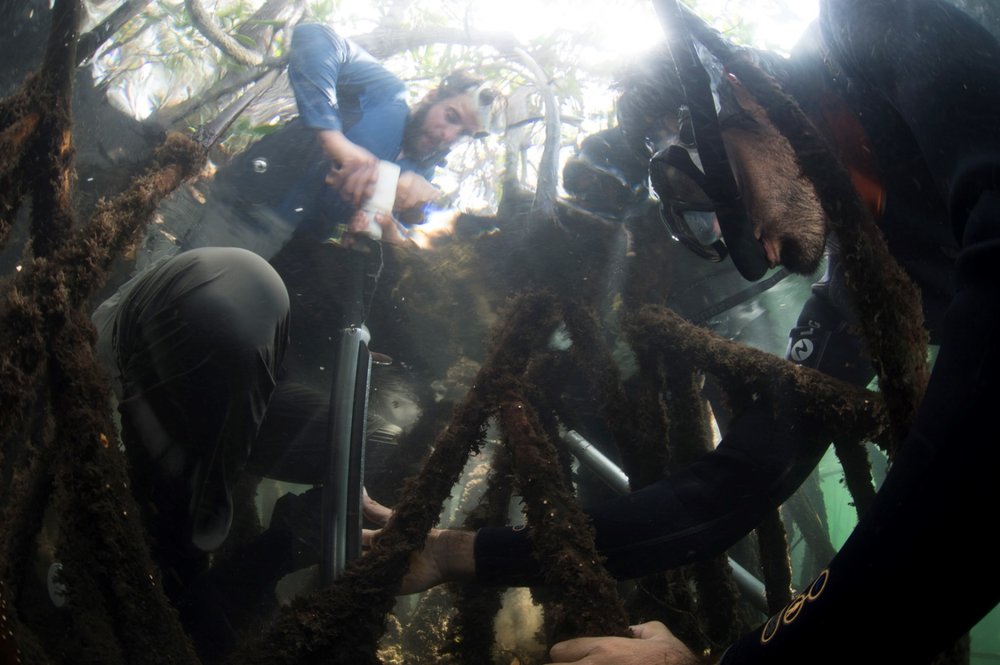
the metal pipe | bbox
[322,324,372,584]
[560,428,631,495]
[727,555,770,614]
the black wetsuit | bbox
[476,2,1000,662]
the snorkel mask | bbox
[650,0,771,281]
[439,72,505,139]
[471,82,505,139]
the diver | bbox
[92,21,499,659]
[369,1,1000,663]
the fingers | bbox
[319,131,379,207]
[374,213,407,245]
[547,623,692,664]
[395,172,440,211]
[347,209,369,233]
[326,161,379,208]
[630,621,671,639]
[548,636,606,662]
[363,488,393,525]
[348,163,379,208]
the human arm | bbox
[394,171,441,214]
[475,396,832,586]
[288,23,404,208]
[334,159,440,227]
[319,129,379,208]
[362,494,476,593]
[338,173,441,245]
[363,393,831,593]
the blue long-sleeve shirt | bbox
[286,24,433,240]
[289,23,409,159]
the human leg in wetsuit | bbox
[98,247,319,656]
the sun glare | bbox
[471,0,819,63]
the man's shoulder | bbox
[292,22,380,64]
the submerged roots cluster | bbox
[0,3,927,664]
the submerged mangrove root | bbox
[626,304,883,516]
[784,486,837,577]
[48,309,199,664]
[0,0,80,256]
[561,299,673,487]
[692,556,746,649]
[629,568,707,652]
[626,305,887,448]
[545,292,891,652]
[231,293,566,664]
[233,291,638,662]
[501,397,630,642]
[621,302,888,624]
[640,332,746,652]
[755,510,793,615]
[0,133,207,467]
[832,438,877,517]
[0,1,208,657]
[660,362,713,469]
[443,448,514,665]
[0,134,206,662]
[560,298,758,656]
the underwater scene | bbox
[2,0,1000,663]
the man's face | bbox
[410,93,481,159]
[655,80,829,276]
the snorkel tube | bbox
[652,0,771,281]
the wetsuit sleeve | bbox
[720,2,1000,661]
[785,254,873,385]
[475,394,831,586]
[475,261,868,587]
[288,24,352,132]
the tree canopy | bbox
[2,0,832,217]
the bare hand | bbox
[547,622,704,665]
[395,171,440,213]
[319,130,380,208]
[342,210,407,247]
[362,495,475,594]
[363,488,392,524]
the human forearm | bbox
[475,400,831,586]
[318,130,371,167]
[430,527,476,583]
[382,527,476,595]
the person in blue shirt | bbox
[283,22,489,244]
